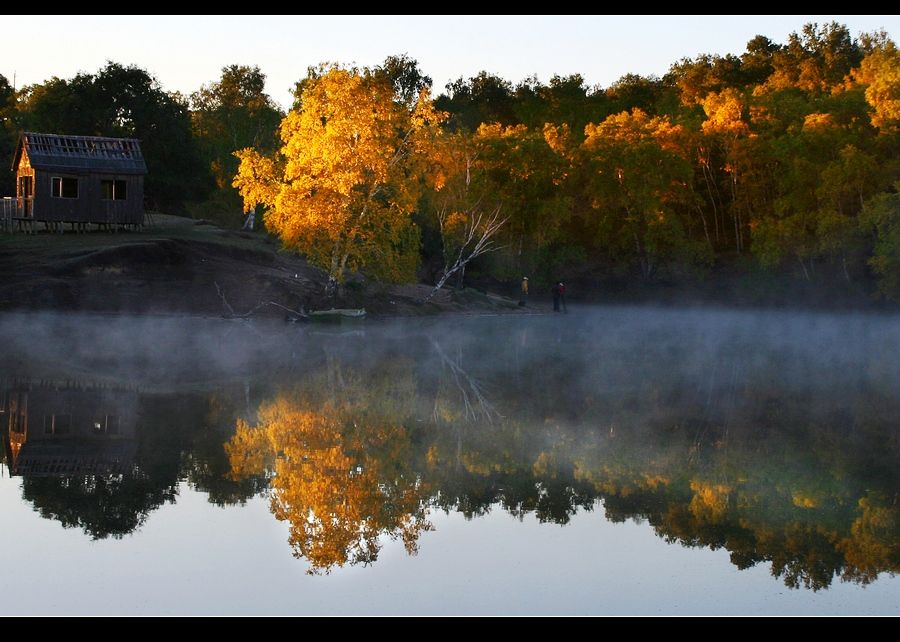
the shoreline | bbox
[1,214,897,320]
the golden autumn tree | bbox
[855,34,900,130]
[234,64,443,295]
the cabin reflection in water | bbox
[4,379,138,477]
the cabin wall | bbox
[15,166,34,218]
[7,384,138,441]
[26,169,144,225]
[4,383,139,476]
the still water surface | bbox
[1,308,899,615]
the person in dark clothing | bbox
[551,281,567,312]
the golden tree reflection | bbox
[227,359,432,574]
[840,493,900,585]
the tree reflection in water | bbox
[223,315,900,587]
[227,358,433,574]
[5,311,900,589]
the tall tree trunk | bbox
[326,241,343,296]
[700,156,721,243]
[455,263,466,290]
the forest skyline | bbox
[6,18,900,302]
[3,16,898,111]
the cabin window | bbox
[101,179,127,201]
[43,414,72,435]
[51,177,78,199]
[93,415,119,435]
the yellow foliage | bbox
[689,480,732,523]
[802,112,834,132]
[642,475,669,489]
[533,451,557,479]
[701,89,749,137]
[225,360,431,574]
[225,418,271,479]
[461,451,502,475]
[791,492,818,508]
[840,493,900,584]
[442,211,469,236]
[233,64,443,291]
[232,148,280,211]
[854,42,900,129]
[543,123,572,155]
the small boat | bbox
[308,308,366,323]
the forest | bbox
[5,21,900,300]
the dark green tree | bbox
[374,54,433,107]
[190,64,283,226]
[0,73,18,196]
[17,62,210,212]
[514,74,612,141]
[765,22,863,92]
[741,35,781,86]
[606,73,672,116]
[435,71,519,132]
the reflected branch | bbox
[430,337,501,425]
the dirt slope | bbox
[0,215,531,319]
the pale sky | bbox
[3,16,900,111]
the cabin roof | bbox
[14,132,148,175]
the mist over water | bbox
[2,306,892,393]
[2,307,900,614]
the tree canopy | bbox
[10,24,900,299]
[15,62,209,210]
[235,63,443,294]
[190,65,284,225]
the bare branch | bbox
[215,282,235,318]
[267,300,308,319]
[430,338,501,425]
[420,203,508,304]
[215,282,267,319]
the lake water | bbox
[2,307,899,615]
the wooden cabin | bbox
[4,379,139,476]
[5,132,147,232]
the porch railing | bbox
[1,197,34,232]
